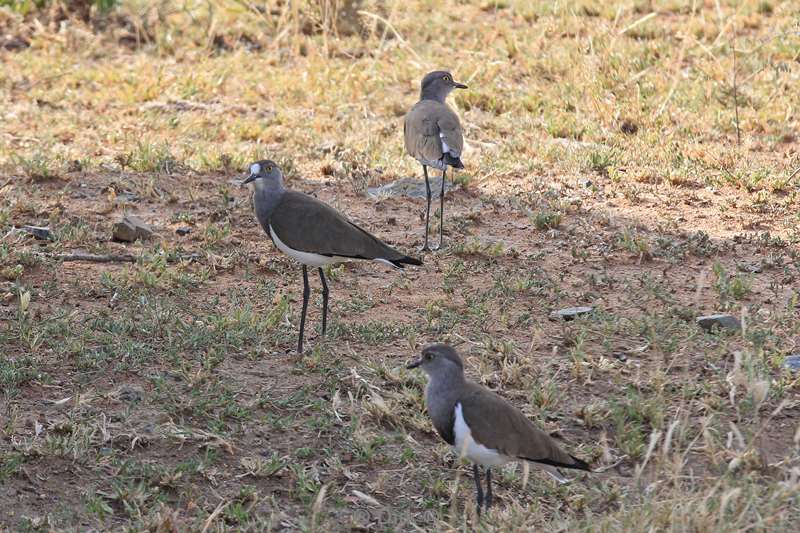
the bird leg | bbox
[420,165,432,252]
[432,167,446,251]
[473,463,484,515]
[485,467,493,510]
[318,267,329,336]
[297,265,310,353]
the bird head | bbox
[420,71,468,101]
[242,160,283,188]
[407,343,464,376]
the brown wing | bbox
[436,107,463,158]
[460,383,588,470]
[404,100,463,161]
[270,191,412,264]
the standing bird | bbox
[404,71,468,251]
[242,160,422,353]
[407,344,590,513]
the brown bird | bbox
[243,160,421,353]
[407,343,590,512]
[404,71,467,251]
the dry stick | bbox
[357,10,423,64]
[37,252,137,263]
[310,483,329,533]
[200,500,229,533]
[655,6,695,118]
[619,12,658,35]
[35,252,200,264]
[732,21,741,146]
[365,0,397,67]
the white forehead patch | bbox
[249,163,261,175]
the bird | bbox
[404,70,468,251]
[407,343,590,513]
[242,160,422,353]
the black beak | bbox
[241,174,257,186]
[406,358,423,369]
[453,81,468,89]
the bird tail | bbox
[531,455,591,484]
[443,154,464,169]
[524,454,591,472]
[390,255,423,268]
[567,455,591,471]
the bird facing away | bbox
[407,344,590,513]
[243,160,422,353]
[404,71,468,251]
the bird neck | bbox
[426,371,465,410]
[253,180,286,227]
[420,88,448,104]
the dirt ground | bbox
[2,1,800,531]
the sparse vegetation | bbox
[1,0,799,531]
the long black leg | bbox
[421,165,431,251]
[433,167,446,250]
[485,468,493,510]
[318,267,329,336]
[297,265,310,353]
[473,463,484,515]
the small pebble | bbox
[21,225,52,240]
[113,215,153,242]
[782,355,800,371]
[696,314,741,332]
[549,306,594,321]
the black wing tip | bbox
[524,454,591,472]
[567,455,591,471]
[392,255,423,268]
[444,155,465,169]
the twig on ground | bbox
[357,10,423,63]
[33,252,202,264]
[732,22,741,146]
[36,252,137,263]
[200,500,230,533]
[619,12,658,35]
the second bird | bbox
[404,71,467,251]
[408,344,590,513]
[243,160,422,353]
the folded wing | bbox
[270,191,421,267]
[460,385,589,471]
[404,100,464,168]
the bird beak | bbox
[241,173,257,186]
[406,358,423,369]
[453,81,468,89]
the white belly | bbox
[453,403,510,467]
[269,225,347,268]
[440,133,452,155]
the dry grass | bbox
[2,0,800,531]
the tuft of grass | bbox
[617,227,652,259]
[713,262,752,307]
[530,210,562,230]
[12,151,59,181]
[586,149,618,177]
[123,142,179,174]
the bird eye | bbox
[267,166,272,172]
[443,75,450,81]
